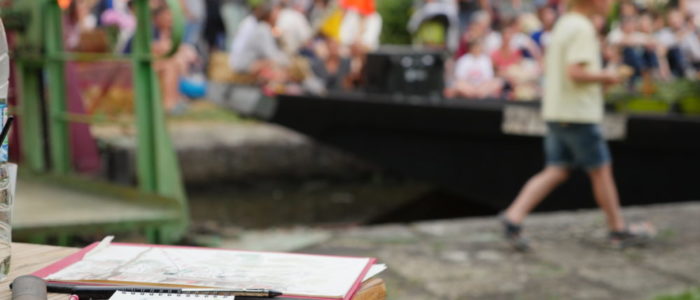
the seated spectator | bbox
[276,0,314,55]
[484,17,542,62]
[608,17,659,83]
[531,5,557,50]
[677,12,700,74]
[492,24,541,100]
[457,0,526,32]
[491,26,523,75]
[65,0,109,52]
[445,39,504,99]
[339,0,383,52]
[457,0,487,36]
[228,3,290,82]
[464,11,502,56]
[639,13,671,79]
[309,35,352,92]
[681,0,700,25]
[604,43,624,71]
[620,1,639,19]
[100,0,136,53]
[607,1,637,37]
[152,4,199,111]
[509,16,543,61]
[454,10,495,60]
[657,9,699,78]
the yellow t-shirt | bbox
[542,12,603,123]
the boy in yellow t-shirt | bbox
[501,0,654,251]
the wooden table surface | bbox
[1,243,386,300]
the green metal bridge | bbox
[1,0,189,245]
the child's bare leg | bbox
[505,166,569,224]
[588,164,626,231]
[156,60,180,111]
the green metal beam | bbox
[43,0,71,174]
[132,0,158,193]
[16,63,45,172]
[131,0,188,240]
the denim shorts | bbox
[544,122,612,170]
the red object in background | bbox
[491,49,523,71]
[340,0,376,15]
[7,30,101,174]
[66,63,102,175]
[7,32,21,163]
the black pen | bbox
[46,283,283,299]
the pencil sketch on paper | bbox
[46,244,372,299]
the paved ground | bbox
[223,202,700,300]
[15,179,179,229]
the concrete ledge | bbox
[97,122,378,185]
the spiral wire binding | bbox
[119,289,230,298]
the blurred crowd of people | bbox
[63,0,383,111]
[223,0,383,96]
[62,0,700,108]
[434,0,700,100]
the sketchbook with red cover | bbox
[34,241,376,300]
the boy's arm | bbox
[567,63,621,85]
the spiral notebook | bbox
[109,291,234,300]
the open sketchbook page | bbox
[46,244,372,299]
[109,291,234,300]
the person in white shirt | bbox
[502,0,655,251]
[276,0,314,55]
[445,38,504,99]
[228,4,290,75]
[655,9,700,77]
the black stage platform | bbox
[238,92,700,211]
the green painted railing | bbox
[1,0,189,244]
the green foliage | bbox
[655,80,700,103]
[377,0,414,45]
[654,288,700,300]
[606,80,700,115]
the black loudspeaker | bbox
[363,46,445,100]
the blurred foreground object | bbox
[11,275,47,300]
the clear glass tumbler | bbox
[0,162,14,281]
